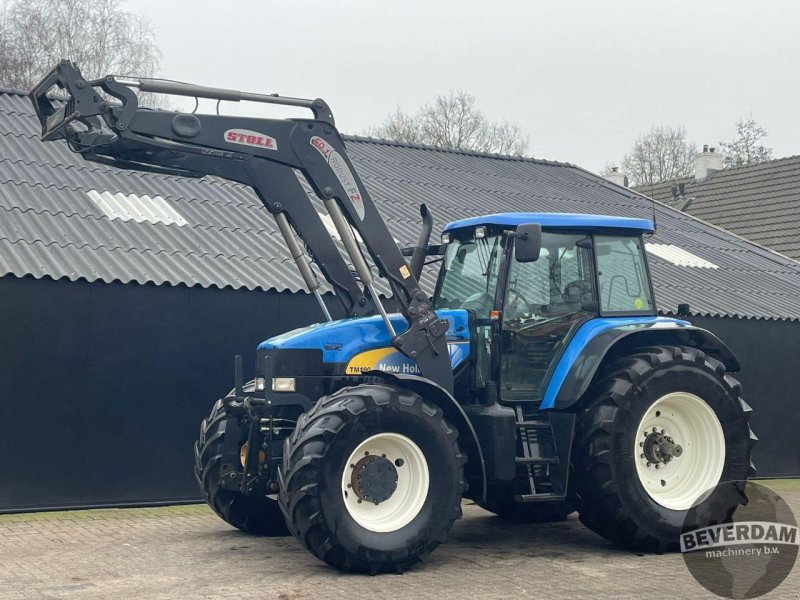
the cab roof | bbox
[443,212,655,233]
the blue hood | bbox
[258,309,470,371]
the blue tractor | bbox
[33,61,755,574]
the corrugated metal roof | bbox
[1,90,799,321]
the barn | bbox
[1,87,799,512]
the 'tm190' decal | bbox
[224,129,278,150]
[310,136,365,220]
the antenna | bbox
[650,178,657,233]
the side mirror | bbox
[515,223,542,262]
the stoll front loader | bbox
[31,61,755,574]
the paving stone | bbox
[0,491,797,599]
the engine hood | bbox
[258,309,470,372]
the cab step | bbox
[515,456,559,465]
[515,420,550,428]
[513,493,566,502]
[511,406,575,501]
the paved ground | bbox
[1,482,798,599]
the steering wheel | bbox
[505,286,531,320]
[563,280,592,305]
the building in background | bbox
[633,147,800,261]
[2,88,799,512]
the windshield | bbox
[433,233,503,318]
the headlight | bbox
[475,226,486,239]
[441,232,452,244]
[254,377,266,391]
[272,377,296,392]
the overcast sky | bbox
[134,0,799,173]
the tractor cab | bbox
[435,213,656,404]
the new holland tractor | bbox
[32,61,756,574]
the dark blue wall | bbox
[0,276,333,512]
[689,315,800,479]
[0,276,796,512]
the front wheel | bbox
[572,345,756,552]
[194,399,288,536]
[279,384,466,573]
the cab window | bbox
[500,233,594,401]
[433,233,503,319]
[595,236,653,313]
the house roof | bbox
[633,156,800,260]
[1,88,800,321]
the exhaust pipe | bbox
[409,204,433,281]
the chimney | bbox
[695,144,723,180]
[605,166,628,188]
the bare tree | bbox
[620,125,696,187]
[0,0,160,89]
[719,115,773,168]
[370,91,529,156]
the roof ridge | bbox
[0,86,28,96]
[343,134,574,167]
[634,155,800,191]
[0,86,575,168]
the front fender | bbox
[367,371,488,503]
[543,317,740,410]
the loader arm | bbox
[30,60,453,392]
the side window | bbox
[595,236,654,313]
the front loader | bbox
[31,61,756,574]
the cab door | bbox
[499,233,595,403]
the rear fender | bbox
[544,317,740,410]
[368,371,487,503]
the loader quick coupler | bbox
[349,452,399,505]
[642,428,683,468]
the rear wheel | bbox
[194,399,288,536]
[279,384,466,574]
[572,345,755,552]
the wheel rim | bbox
[341,433,429,533]
[634,392,725,511]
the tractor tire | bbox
[479,487,575,523]
[194,399,289,536]
[279,384,466,574]
[572,345,756,552]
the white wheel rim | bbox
[341,433,429,533]
[634,392,725,511]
